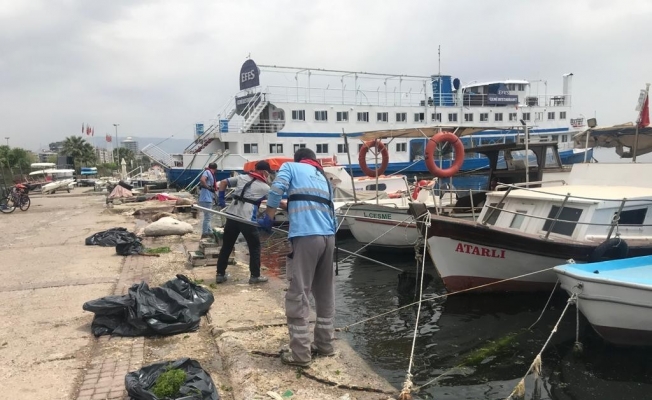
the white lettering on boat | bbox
[454,242,505,259]
[363,212,392,220]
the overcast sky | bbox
[1,0,651,151]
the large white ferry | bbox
[142,60,592,188]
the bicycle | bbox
[0,184,30,214]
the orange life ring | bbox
[425,132,465,178]
[358,140,389,177]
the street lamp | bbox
[4,137,8,147]
[113,124,120,150]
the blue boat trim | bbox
[555,255,652,286]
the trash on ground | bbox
[125,358,220,400]
[143,217,194,237]
[116,240,145,256]
[82,274,214,336]
[109,185,134,198]
[85,227,139,247]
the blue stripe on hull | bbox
[165,148,593,187]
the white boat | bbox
[418,162,652,293]
[140,60,592,188]
[29,168,76,194]
[555,255,652,346]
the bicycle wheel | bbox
[19,195,30,211]
[0,196,16,213]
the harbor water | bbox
[261,234,652,399]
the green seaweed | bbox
[145,246,171,254]
[461,332,519,367]
[151,367,187,398]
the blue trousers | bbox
[198,201,213,234]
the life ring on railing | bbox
[589,237,629,262]
[425,132,465,178]
[358,140,389,177]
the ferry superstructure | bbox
[141,60,591,188]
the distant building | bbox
[38,150,58,163]
[48,141,64,152]
[121,137,139,154]
[95,147,112,164]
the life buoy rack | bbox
[358,139,389,177]
[424,132,465,178]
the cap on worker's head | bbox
[208,162,217,170]
[294,148,317,162]
[255,160,272,172]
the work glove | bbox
[217,191,226,208]
[257,213,273,233]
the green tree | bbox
[113,147,135,167]
[61,136,97,171]
[0,145,32,169]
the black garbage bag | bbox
[82,275,215,337]
[116,240,145,255]
[86,227,139,246]
[125,358,219,400]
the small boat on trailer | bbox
[555,255,652,346]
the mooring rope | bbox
[339,214,416,264]
[528,278,560,331]
[504,293,577,400]
[399,211,431,399]
[336,266,557,332]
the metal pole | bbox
[341,130,358,203]
[633,83,651,162]
[525,124,530,187]
[482,187,512,225]
[583,129,590,163]
[607,198,627,240]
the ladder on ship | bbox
[141,144,176,169]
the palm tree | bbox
[62,136,96,171]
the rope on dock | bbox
[528,279,560,331]
[504,293,577,400]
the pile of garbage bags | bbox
[83,275,214,337]
[85,228,139,247]
[126,358,219,400]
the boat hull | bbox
[344,204,419,249]
[555,257,652,346]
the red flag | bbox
[640,94,650,128]
[106,134,112,143]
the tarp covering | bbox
[109,185,134,198]
[332,186,389,202]
[125,358,220,400]
[82,274,215,337]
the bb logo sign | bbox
[239,59,260,90]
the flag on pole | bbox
[640,92,650,128]
[106,134,112,143]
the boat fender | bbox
[358,140,389,177]
[424,132,465,178]
[589,237,629,262]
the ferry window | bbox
[483,203,505,225]
[337,144,348,154]
[542,206,582,237]
[551,135,559,142]
[377,112,388,122]
[560,111,567,119]
[224,143,230,150]
[316,144,329,154]
[548,112,555,120]
[358,143,364,152]
[495,113,503,122]
[315,110,328,121]
[293,143,306,153]
[244,143,258,154]
[414,113,425,122]
[448,113,458,122]
[464,113,474,122]
[396,112,407,122]
[269,144,283,154]
[535,112,543,121]
[510,210,528,229]
[509,112,518,121]
[507,84,516,90]
[522,112,531,121]
[480,113,489,122]
[432,113,441,122]
[357,112,369,122]
[336,111,349,122]
[291,110,305,121]
[617,208,647,225]
[561,135,568,143]
[517,84,525,91]
[396,143,407,152]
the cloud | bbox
[0,0,650,151]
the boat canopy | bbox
[30,162,56,169]
[358,125,521,141]
[81,167,98,175]
[573,123,652,157]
